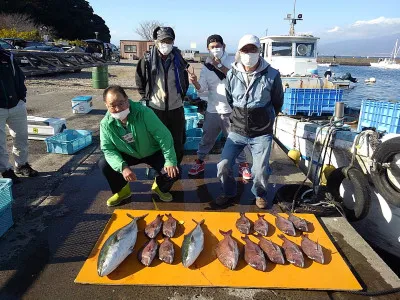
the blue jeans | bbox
[217,132,273,199]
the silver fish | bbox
[181,219,205,268]
[254,214,269,236]
[236,212,252,234]
[162,213,177,237]
[145,214,163,238]
[278,234,305,268]
[255,234,285,265]
[241,235,267,271]
[138,238,159,266]
[301,234,325,264]
[288,212,309,232]
[272,212,296,236]
[97,213,148,277]
[215,229,240,270]
[159,237,175,264]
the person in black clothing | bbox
[0,48,38,183]
[135,26,189,166]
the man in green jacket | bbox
[99,85,179,206]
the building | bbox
[120,40,155,60]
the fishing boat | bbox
[269,1,400,260]
[370,39,400,69]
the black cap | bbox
[153,26,175,41]
[207,34,224,47]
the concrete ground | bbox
[0,62,399,299]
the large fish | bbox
[255,234,285,265]
[254,214,269,236]
[241,235,267,271]
[301,234,325,264]
[278,234,305,268]
[235,213,252,234]
[97,213,148,277]
[162,213,177,238]
[288,212,309,232]
[145,214,164,238]
[159,237,175,264]
[138,238,159,266]
[272,212,296,236]
[182,219,205,268]
[215,229,240,270]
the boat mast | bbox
[285,0,303,36]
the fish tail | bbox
[219,229,232,236]
[127,213,149,220]
[240,212,245,217]
[166,213,171,218]
[257,213,265,218]
[192,219,205,225]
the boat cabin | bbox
[260,35,319,77]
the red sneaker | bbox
[188,159,205,175]
[239,162,252,180]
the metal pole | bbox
[334,102,344,123]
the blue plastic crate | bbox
[184,128,203,150]
[185,113,199,130]
[184,105,198,114]
[282,88,343,116]
[357,100,400,133]
[45,129,92,154]
[0,178,13,237]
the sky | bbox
[89,0,400,52]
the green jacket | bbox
[100,100,177,172]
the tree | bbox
[135,20,163,41]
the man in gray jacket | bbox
[135,27,189,167]
[216,35,283,209]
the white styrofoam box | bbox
[27,116,67,140]
[71,95,93,114]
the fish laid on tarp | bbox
[182,219,205,268]
[159,237,175,264]
[215,229,240,270]
[236,212,252,234]
[288,212,309,232]
[255,234,285,265]
[241,235,267,271]
[301,234,325,264]
[145,214,163,238]
[254,214,269,236]
[97,213,148,277]
[162,213,177,238]
[278,234,305,268]
[138,238,159,266]
[273,212,296,236]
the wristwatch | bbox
[217,63,223,69]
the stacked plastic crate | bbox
[0,179,13,237]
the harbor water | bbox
[318,65,400,107]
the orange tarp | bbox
[75,209,361,290]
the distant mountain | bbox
[318,34,399,57]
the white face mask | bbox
[110,108,130,120]
[158,43,173,55]
[240,52,260,67]
[210,48,223,59]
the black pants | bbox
[150,106,186,166]
[98,151,177,194]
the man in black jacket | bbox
[135,26,189,166]
[0,48,38,183]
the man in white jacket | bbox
[188,34,251,179]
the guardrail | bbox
[9,50,115,76]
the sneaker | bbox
[15,163,38,177]
[215,195,235,206]
[188,159,205,176]
[255,197,267,209]
[107,183,132,207]
[1,169,21,184]
[152,180,173,202]
[239,162,252,180]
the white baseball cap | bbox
[238,34,261,50]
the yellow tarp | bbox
[75,209,361,290]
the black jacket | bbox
[0,51,27,109]
[135,47,189,103]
